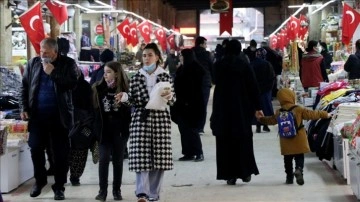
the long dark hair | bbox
[104,61,129,93]
[143,43,163,66]
[305,40,318,52]
[181,49,196,67]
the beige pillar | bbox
[74,8,82,55]
[0,2,13,65]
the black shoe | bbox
[294,169,304,185]
[194,154,204,162]
[54,190,65,200]
[242,176,251,183]
[286,174,294,184]
[263,125,270,132]
[113,190,123,201]
[95,190,107,201]
[70,178,80,186]
[30,182,47,197]
[226,178,236,185]
[137,193,148,202]
[178,155,195,161]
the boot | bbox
[294,168,304,185]
[95,190,107,202]
[113,190,122,201]
[256,123,261,133]
[286,173,294,184]
[263,125,270,132]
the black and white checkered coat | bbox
[126,71,175,172]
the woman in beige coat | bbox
[259,88,330,185]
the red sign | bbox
[95,24,104,35]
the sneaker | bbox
[294,169,304,185]
[286,174,294,184]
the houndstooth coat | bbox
[125,71,175,172]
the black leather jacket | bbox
[19,55,78,129]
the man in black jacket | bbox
[192,36,213,136]
[19,38,78,200]
[345,39,360,79]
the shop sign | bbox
[94,35,105,46]
[95,24,104,35]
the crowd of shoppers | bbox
[17,35,355,202]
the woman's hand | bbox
[114,92,124,104]
[161,90,172,100]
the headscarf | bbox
[255,48,267,59]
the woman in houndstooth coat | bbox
[116,43,175,202]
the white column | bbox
[0,2,13,65]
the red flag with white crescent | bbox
[286,16,300,41]
[342,3,360,45]
[129,22,138,47]
[219,0,233,35]
[137,20,152,44]
[19,1,45,54]
[270,35,278,49]
[117,18,130,43]
[45,0,68,25]
[154,28,166,51]
[167,33,176,50]
[298,14,309,40]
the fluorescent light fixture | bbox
[288,4,318,8]
[311,0,337,15]
[53,0,96,12]
[269,4,306,37]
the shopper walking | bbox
[319,42,333,71]
[68,71,94,186]
[250,48,275,133]
[115,43,174,202]
[211,39,264,185]
[174,49,205,162]
[163,48,180,80]
[244,39,258,62]
[344,39,360,79]
[258,88,330,185]
[300,40,328,90]
[192,36,213,135]
[92,61,131,201]
[90,49,115,85]
[19,38,78,200]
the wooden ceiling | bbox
[164,0,284,10]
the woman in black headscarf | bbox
[211,39,263,185]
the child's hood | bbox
[276,88,296,106]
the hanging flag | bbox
[269,35,278,49]
[218,0,233,36]
[117,18,130,43]
[342,3,360,45]
[138,20,152,44]
[19,1,45,54]
[154,27,166,51]
[167,33,176,50]
[298,14,309,40]
[45,0,68,25]
[286,16,300,41]
[129,21,138,47]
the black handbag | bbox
[69,116,93,149]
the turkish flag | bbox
[167,33,176,50]
[138,20,152,44]
[342,3,360,45]
[286,16,300,41]
[219,0,233,36]
[298,14,309,40]
[129,22,138,47]
[154,28,166,51]
[117,18,130,43]
[19,1,45,54]
[277,33,284,49]
[45,0,68,25]
[270,35,278,49]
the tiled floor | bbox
[2,98,359,202]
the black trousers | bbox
[198,85,211,133]
[177,116,203,156]
[28,118,70,191]
[98,135,127,191]
[284,154,304,175]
